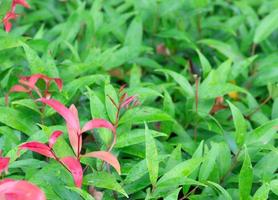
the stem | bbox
[197,15,202,38]
[77,132,81,160]
[220,149,241,185]
[50,150,71,174]
[251,43,257,56]
[179,186,199,200]
[245,96,271,119]
[194,76,199,142]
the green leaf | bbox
[66,187,95,200]
[22,43,58,77]
[87,87,111,145]
[145,122,159,187]
[199,39,243,62]
[84,171,128,198]
[196,49,212,77]
[156,69,194,97]
[254,9,278,43]
[12,99,41,114]
[115,129,167,148]
[207,181,232,200]
[247,118,278,145]
[0,107,38,136]
[239,147,253,200]
[164,187,181,200]
[63,75,107,101]
[105,83,119,124]
[119,107,174,125]
[227,101,247,147]
[157,158,203,186]
[124,159,148,184]
[0,36,23,51]
[199,143,219,181]
[253,183,270,200]
[270,179,278,196]
[124,16,143,58]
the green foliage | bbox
[0,0,278,199]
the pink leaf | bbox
[38,98,80,132]
[82,151,121,174]
[20,74,63,93]
[0,157,10,175]
[2,12,18,33]
[19,142,54,158]
[9,84,30,93]
[81,119,116,151]
[60,157,83,188]
[66,124,81,156]
[121,95,136,109]
[0,179,46,200]
[48,130,63,149]
[54,78,63,91]
[67,104,81,155]
[5,85,30,105]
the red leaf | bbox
[20,74,63,93]
[60,157,83,188]
[9,84,30,93]
[5,85,30,105]
[121,95,136,109]
[12,0,30,11]
[54,78,63,91]
[82,151,121,174]
[81,119,116,151]
[67,104,81,155]
[0,157,10,175]
[0,179,46,200]
[38,98,80,132]
[48,130,63,149]
[19,142,54,158]
[2,12,18,33]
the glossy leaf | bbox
[48,130,63,149]
[227,101,247,147]
[145,123,159,187]
[19,142,54,158]
[0,157,10,175]
[82,151,120,174]
[61,156,83,188]
[84,171,128,197]
[239,148,253,200]
[254,9,278,43]
[0,179,46,200]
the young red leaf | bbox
[67,104,81,156]
[0,157,10,175]
[0,179,46,200]
[82,151,121,174]
[54,78,63,91]
[121,95,136,109]
[21,74,63,91]
[81,119,116,134]
[12,0,30,11]
[2,12,18,32]
[60,157,83,188]
[19,142,54,158]
[48,130,63,149]
[5,85,30,105]
[81,119,116,151]
[38,98,80,132]
[19,79,42,97]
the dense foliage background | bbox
[0,0,278,199]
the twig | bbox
[179,186,199,200]
[245,96,271,119]
[194,76,199,142]
[220,149,241,184]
